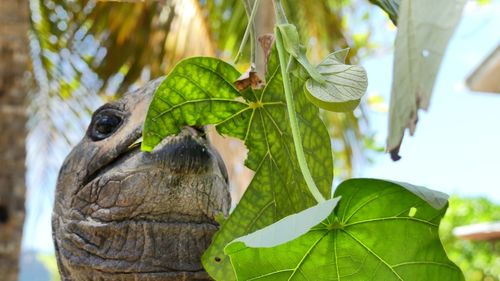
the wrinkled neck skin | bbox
[52,78,231,281]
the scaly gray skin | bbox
[52,78,230,281]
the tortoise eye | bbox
[89,110,123,141]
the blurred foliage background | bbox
[27,0,373,195]
[440,197,500,281]
[21,0,499,280]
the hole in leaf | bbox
[0,205,9,223]
[214,257,221,262]
[422,49,430,58]
[408,207,417,217]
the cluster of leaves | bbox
[141,53,464,280]
[141,3,465,279]
[141,46,334,279]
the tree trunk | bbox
[0,1,29,280]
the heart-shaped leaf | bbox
[305,49,368,112]
[225,179,464,281]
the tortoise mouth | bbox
[81,140,142,188]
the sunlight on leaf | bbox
[226,179,464,281]
[141,57,247,150]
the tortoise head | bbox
[52,78,230,281]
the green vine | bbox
[274,27,325,203]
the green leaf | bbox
[387,0,466,159]
[226,179,464,281]
[304,49,368,112]
[277,24,326,84]
[385,180,448,209]
[141,57,248,151]
[369,0,400,25]
[142,51,333,280]
[225,198,340,250]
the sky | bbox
[22,0,500,253]
[358,1,500,202]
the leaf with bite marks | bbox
[142,50,333,280]
[141,57,249,151]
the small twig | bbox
[272,0,288,24]
[235,0,261,66]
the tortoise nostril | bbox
[148,136,212,173]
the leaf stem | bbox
[272,0,288,24]
[274,26,325,203]
[235,0,261,65]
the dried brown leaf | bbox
[234,66,263,90]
